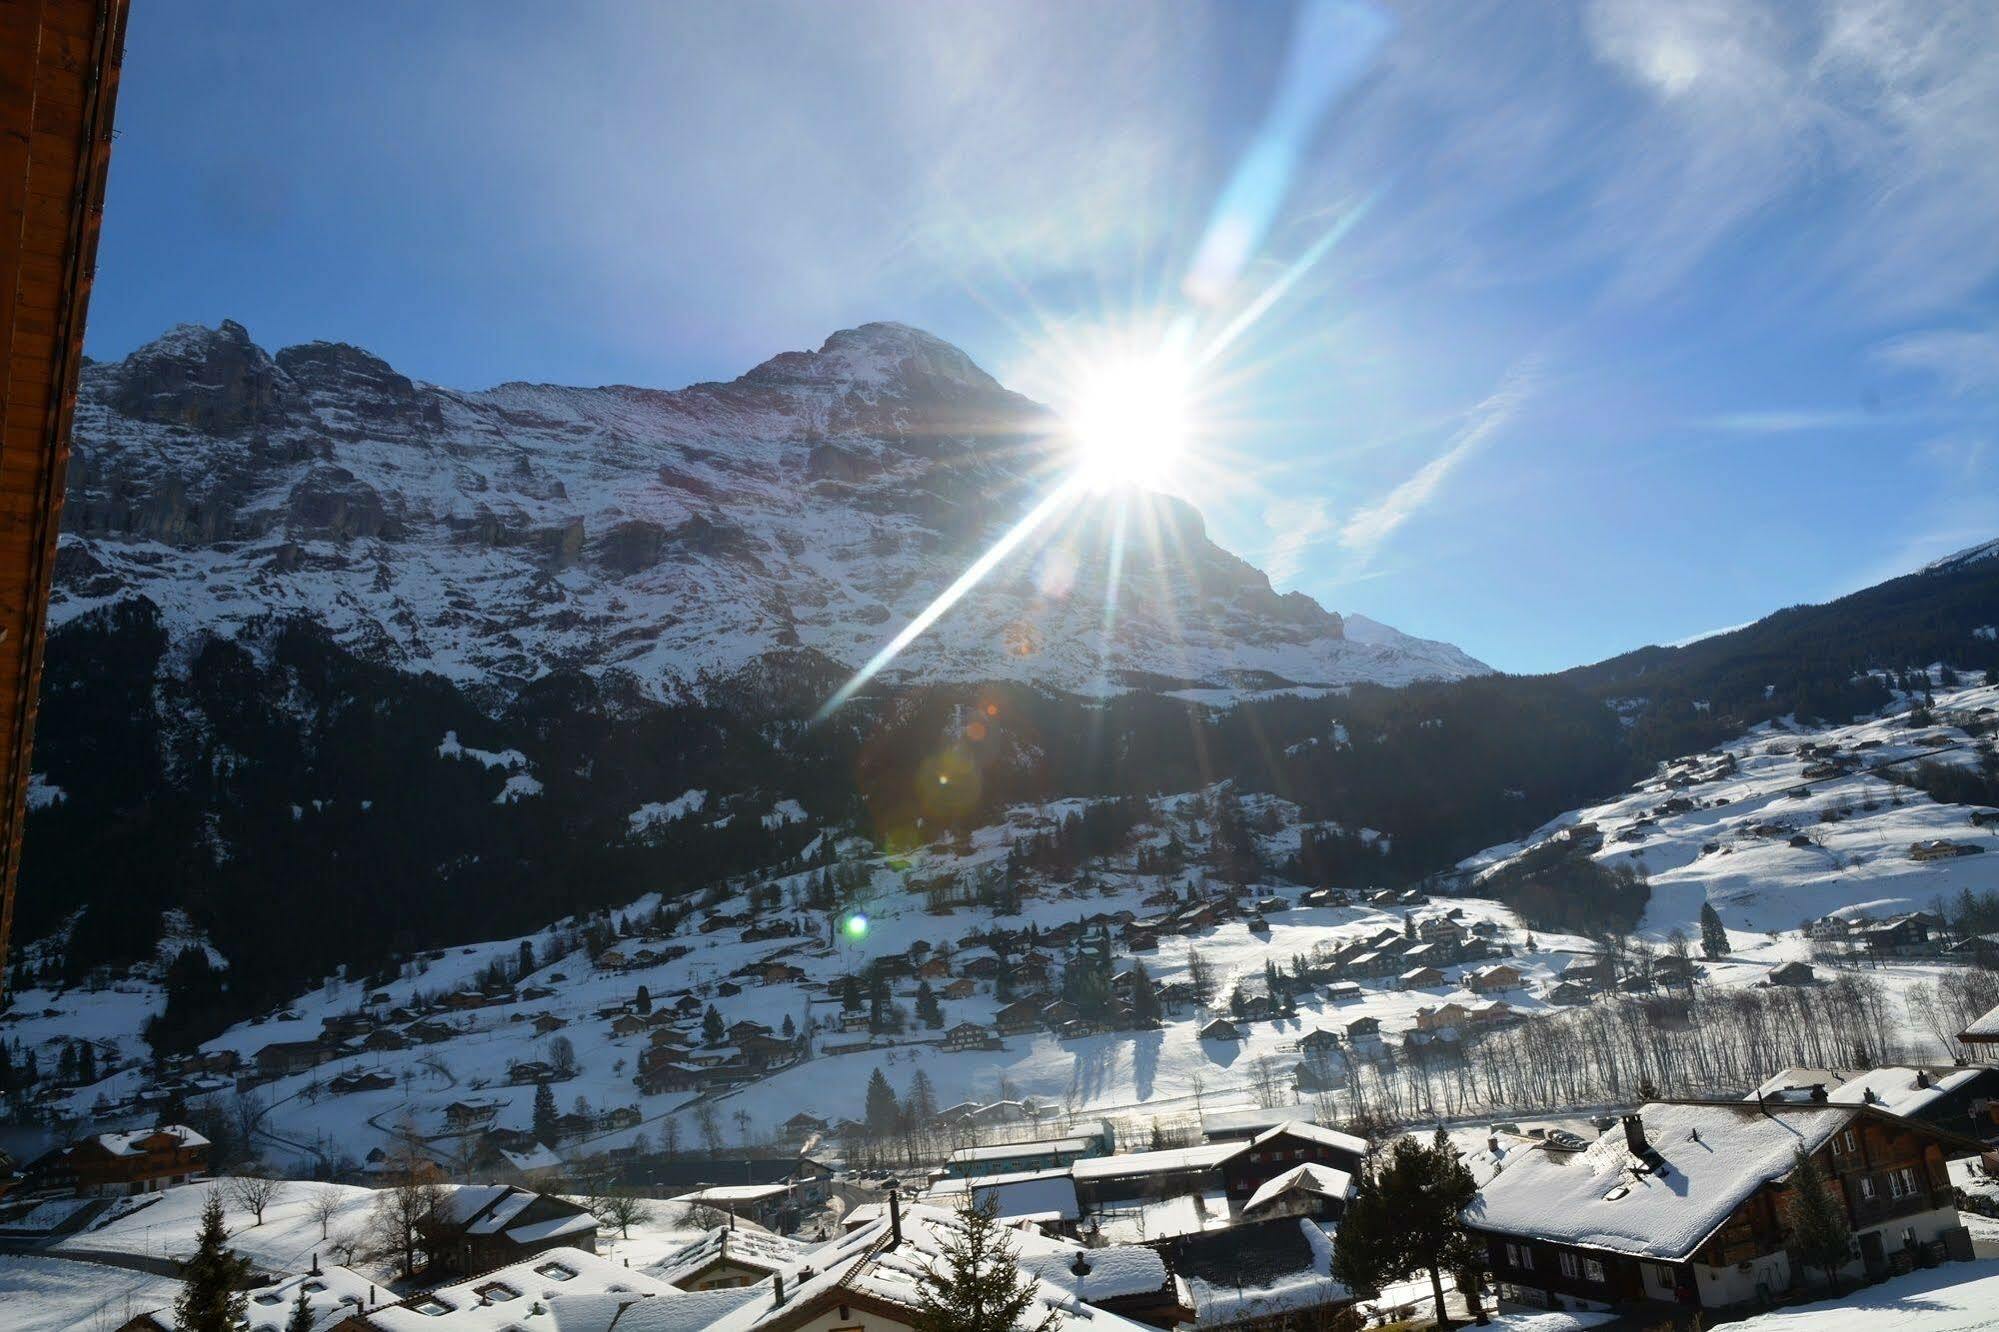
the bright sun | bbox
[1067,349,1192,491]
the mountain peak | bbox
[739,321,1006,401]
[109,318,288,433]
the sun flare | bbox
[1067,349,1193,491]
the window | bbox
[1506,1244,1534,1272]
[1559,1252,1581,1280]
[1583,1258,1607,1284]
[1859,1176,1877,1202]
[1836,1130,1858,1156]
[1888,1167,1918,1200]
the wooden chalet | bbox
[415,1184,597,1277]
[1467,1101,1980,1316]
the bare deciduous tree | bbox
[306,1185,343,1241]
[227,1171,289,1227]
[588,1189,656,1239]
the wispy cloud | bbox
[1695,408,1896,433]
[1339,363,1537,559]
[1874,326,1999,396]
[1259,497,1334,585]
[1580,0,1999,315]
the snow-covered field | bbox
[0,1254,184,1332]
[55,1177,379,1271]
[1461,678,1999,939]
[1722,1259,1999,1330]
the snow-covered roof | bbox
[1464,1102,1855,1260]
[464,1186,538,1234]
[544,1287,766,1332]
[363,1246,681,1331]
[90,1124,208,1156]
[1827,1066,1980,1118]
[1961,1001,1999,1041]
[505,1211,601,1244]
[1072,1142,1241,1179]
[924,1168,1080,1221]
[653,1226,809,1286]
[1248,1121,1368,1157]
[1018,1241,1169,1300]
[676,1183,791,1204]
[694,1201,1161,1332]
[1243,1162,1355,1214]
[947,1133,1097,1164]
[139,1261,386,1332]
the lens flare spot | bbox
[965,721,988,742]
[841,913,870,941]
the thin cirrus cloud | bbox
[1337,362,1539,562]
[1874,328,1999,397]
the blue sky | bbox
[89,1,1999,673]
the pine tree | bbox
[702,1005,724,1044]
[864,1067,900,1139]
[912,1193,1058,1332]
[1788,1147,1852,1293]
[634,985,651,1015]
[907,1070,938,1125]
[1130,961,1161,1026]
[781,1013,797,1041]
[285,1288,315,1332]
[841,975,862,1011]
[532,1081,559,1146]
[517,939,535,977]
[915,981,942,1029]
[1331,1133,1479,1329]
[1699,902,1730,959]
[174,1190,251,1332]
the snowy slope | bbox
[1456,676,1999,937]
[58,321,1487,700]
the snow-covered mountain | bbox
[58,320,1487,700]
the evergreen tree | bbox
[1331,1133,1479,1329]
[841,975,862,1011]
[869,971,890,1031]
[912,1193,1058,1332]
[1788,1147,1852,1292]
[907,1069,938,1125]
[864,1067,900,1139]
[701,1005,724,1044]
[516,939,535,977]
[781,1013,797,1041]
[173,1190,251,1332]
[1699,902,1730,959]
[634,985,651,1015]
[532,1081,559,1146]
[285,1288,315,1332]
[1129,961,1161,1026]
[915,981,943,1029]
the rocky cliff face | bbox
[59,321,1488,700]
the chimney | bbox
[310,1252,320,1276]
[1070,1251,1092,1279]
[889,1188,902,1246]
[1917,1070,1932,1089]
[773,1274,786,1308]
[1621,1113,1648,1157]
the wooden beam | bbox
[0,0,132,986]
